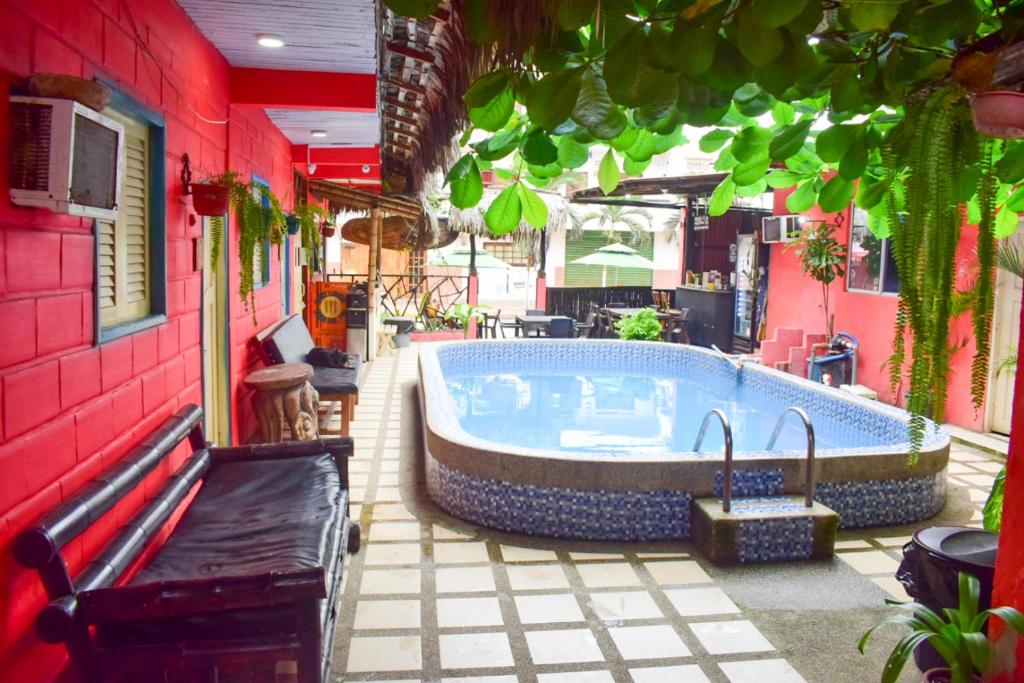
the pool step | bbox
[690,495,839,565]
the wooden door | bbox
[988,224,1023,434]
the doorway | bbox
[201,216,231,445]
[987,224,1023,435]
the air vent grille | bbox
[9,102,52,192]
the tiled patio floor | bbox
[328,345,1000,683]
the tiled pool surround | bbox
[419,340,949,540]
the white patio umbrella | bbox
[429,247,511,269]
[570,242,656,286]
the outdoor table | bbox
[604,307,670,320]
[243,362,319,442]
[515,314,573,337]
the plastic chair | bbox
[482,309,501,339]
[549,317,575,338]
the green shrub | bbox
[614,309,662,341]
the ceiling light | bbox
[311,130,328,138]
[308,164,318,174]
[361,164,371,174]
[256,33,285,48]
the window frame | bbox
[483,240,534,268]
[846,207,899,296]
[251,173,272,291]
[94,88,167,344]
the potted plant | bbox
[970,91,1024,138]
[444,303,488,339]
[860,571,1024,683]
[787,220,847,341]
[192,172,233,216]
[614,308,663,341]
[285,214,301,235]
[320,220,336,238]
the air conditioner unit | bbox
[762,215,802,243]
[9,96,124,220]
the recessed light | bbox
[256,33,285,48]
[311,130,328,138]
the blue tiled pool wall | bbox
[426,451,947,539]
[714,468,784,497]
[736,517,815,562]
[431,341,945,455]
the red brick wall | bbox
[0,1,294,678]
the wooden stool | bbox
[244,363,319,442]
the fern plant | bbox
[293,202,326,274]
[205,170,287,323]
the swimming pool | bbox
[418,340,949,540]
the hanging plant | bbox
[203,170,287,323]
[294,202,326,274]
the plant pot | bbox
[970,91,1024,138]
[320,223,336,238]
[286,215,301,235]
[192,184,231,216]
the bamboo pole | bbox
[367,204,381,361]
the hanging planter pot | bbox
[320,221,336,238]
[192,184,231,216]
[286,214,301,235]
[970,91,1024,138]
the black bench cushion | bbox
[261,315,362,395]
[131,454,342,585]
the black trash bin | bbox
[896,526,999,671]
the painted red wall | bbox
[0,1,295,679]
[764,189,984,429]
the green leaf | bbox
[573,68,628,140]
[709,176,737,216]
[772,101,796,126]
[526,67,583,130]
[830,66,863,113]
[484,184,522,235]
[605,26,677,107]
[1007,186,1024,213]
[383,0,441,19]
[448,159,483,209]
[857,175,890,211]
[751,0,809,27]
[839,135,869,180]
[465,69,513,108]
[818,175,855,212]
[769,119,813,161]
[472,128,522,161]
[786,179,818,212]
[444,153,476,185]
[731,126,772,163]
[734,83,774,117]
[624,129,657,162]
[732,156,771,186]
[766,169,803,188]
[673,23,717,78]
[517,183,549,228]
[557,136,589,169]
[996,142,1024,184]
[556,0,596,29]
[527,161,563,179]
[623,156,651,176]
[653,126,686,154]
[736,178,768,197]
[610,127,639,152]
[848,0,902,31]
[469,87,515,132]
[996,207,1020,238]
[737,10,783,67]
[598,150,621,195]
[816,125,857,163]
[521,129,559,165]
[699,129,734,154]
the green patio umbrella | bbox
[570,242,656,286]
[429,247,511,269]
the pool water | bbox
[445,371,890,455]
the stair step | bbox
[690,495,839,565]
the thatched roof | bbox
[380,1,491,194]
[445,189,572,253]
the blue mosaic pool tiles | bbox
[815,470,946,528]
[714,468,784,497]
[736,517,815,563]
[426,453,692,540]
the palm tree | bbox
[994,241,1023,375]
[571,204,654,245]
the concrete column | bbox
[366,204,381,361]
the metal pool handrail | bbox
[766,407,816,508]
[693,409,735,512]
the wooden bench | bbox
[13,405,359,683]
[258,314,362,436]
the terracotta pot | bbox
[28,73,111,111]
[286,215,301,235]
[320,224,336,238]
[192,184,231,216]
[971,91,1024,138]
